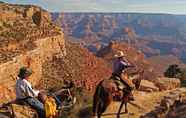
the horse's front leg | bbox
[117,101,125,118]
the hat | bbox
[114,50,125,58]
[18,67,32,79]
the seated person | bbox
[112,50,135,101]
[16,67,45,118]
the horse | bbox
[92,69,144,118]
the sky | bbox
[1,0,186,14]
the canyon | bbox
[0,2,186,118]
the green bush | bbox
[165,64,186,87]
[181,68,186,80]
[164,64,182,78]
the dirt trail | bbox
[100,91,170,118]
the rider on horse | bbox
[16,67,45,118]
[111,50,135,101]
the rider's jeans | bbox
[25,97,45,118]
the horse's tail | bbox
[92,80,103,114]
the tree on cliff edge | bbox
[164,64,182,78]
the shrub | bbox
[164,64,182,78]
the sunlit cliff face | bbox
[0,2,65,102]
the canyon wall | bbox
[0,2,66,103]
[0,34,66,103]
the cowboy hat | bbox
[114,50,125,58]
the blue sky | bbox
[1,0,186,14]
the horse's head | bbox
[63,79,74,89]
[38,92,47,104]
[132,69,144,90]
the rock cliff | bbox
[41,39,111,92]
[0,2,66,103]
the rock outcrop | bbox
[137,77,180,93]
[139,80,159,92]
[154,77,181,91]
[0,2,62,64]
[0,2,66,103]
[0,103,37,118]
[41,40,112,92]
[141,88,186,118]
[0,2,51,25]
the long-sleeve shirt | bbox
[112,58,131,76]
[16,77,39,99]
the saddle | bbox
[109,75,134,101]
[110,75,127,90]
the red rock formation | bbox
[42,40,112,92]
[0,2,66,103]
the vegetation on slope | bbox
[40,39,111,117]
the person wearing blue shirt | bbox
[112,51,134,101]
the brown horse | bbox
[92,70,143,118]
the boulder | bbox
[141,88,186,118]
[139,80,159,92]
[155,77,180,91]
[12,104,37,118]
[0,104,37,118]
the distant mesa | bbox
[52,13,186,64]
